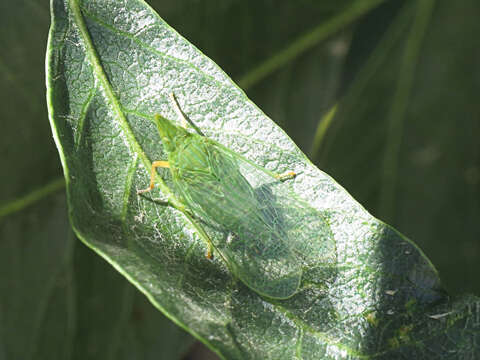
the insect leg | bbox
[206,241,214,259]
[274,171,296,181]
[169,93,205,136]
[181,210,214,259]
[137,160,170,194]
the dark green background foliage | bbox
[0,0,479,359]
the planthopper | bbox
[138,94,336,299]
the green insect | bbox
[138,94,335,299]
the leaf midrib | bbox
[69,0,185,209]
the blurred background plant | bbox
[0,0,478,359]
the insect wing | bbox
[171,140,303,298]
[235,155,337,280]
[172,137,336,298]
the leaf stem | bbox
[378,0,435,220]
[237,0,388,90]
[310,104,337,161]
[0,177,65,219]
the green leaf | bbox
[46,0,480,359]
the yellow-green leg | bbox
[274,171,296,181]
[137,160,170,194]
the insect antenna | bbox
[169,93,205,137]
